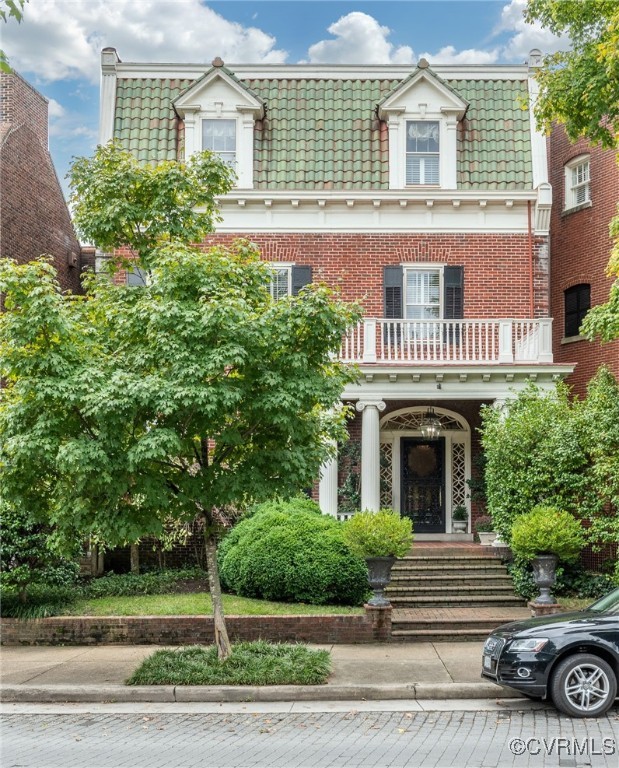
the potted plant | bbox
[474,515,496,545]
[451,505,468,533]
[343,509,413,606]
[510,506,584,604]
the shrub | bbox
[452,505,467,521]
[84,567,206,598]
[342,509,413,559]
[510,506,585,563]
[474,515,494,533]
[219,501,368,605]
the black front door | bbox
[401,437,445,533]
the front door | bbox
[400,437,445,533]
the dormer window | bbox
[406,121,440,185]
[378,63,468,192]
[173,61,264,189]
[202,119,236,167]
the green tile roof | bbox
[113,75,532,189]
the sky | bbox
[3,0,570,198]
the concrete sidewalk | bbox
[0,641,519,704]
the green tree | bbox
[480,368,619,582]
[525,0,619,340]
[0,0,28,73]
[0,144,360,658]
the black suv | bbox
[482,588,619,717]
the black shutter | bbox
[443,266,464,344]
[292,266,312,295]
[384,266,403,318]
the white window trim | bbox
[402,264,444,320]
[268,262,293,299]
[564,155,591,211]
[388,111,458,191]
[183,107,255,189]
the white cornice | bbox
[213,191,539,234]
[342,364,574,401]
[112,62,528,82]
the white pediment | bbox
[174,67,264,119]
[378,68,468,121]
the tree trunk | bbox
[204,530,232,660]
[130,543,140,574]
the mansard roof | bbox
[112,63,533,190]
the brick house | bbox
[0,71,82,296]
[547,128,619,398]
[99,47,575,539]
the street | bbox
[2,701,618,768]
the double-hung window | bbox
[202,119,236,167]
[564,156,590,210]
[406,121,440,186]
[564,283,590,338]
[405,268,442,339]
[270,266,291,300]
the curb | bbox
[1,682,518,704]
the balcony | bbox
[340,318,553,365]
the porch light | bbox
[419,408,441,439]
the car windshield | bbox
[587,588,619,615]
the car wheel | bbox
[550,653,617,718]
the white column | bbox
[356,400,386,512]
[318,448,339,517]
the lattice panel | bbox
[382,411,466,432]
[380,442,393,509]
[451,441,467,508]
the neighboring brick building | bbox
[99,48,574,538]
[548,128,619,397]
[0,71,81,295]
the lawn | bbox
[65,592,364,617]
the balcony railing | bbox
[340,319,553,365]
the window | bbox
[564,156,590,210]
[564,284,590,337]
[405,268,441,320]
[202,119,236,166]
[270,266,291,300]
[126,265,148,286]
[406,121,440,185]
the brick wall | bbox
[548,130,619,397]
[0,72,82,296]
[201,232,549,319]
[1,606,392,646]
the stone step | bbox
[397,556,504,565]
[392,561,507,573]
[389,594,526,608]
[390,573,512,583]
[387,586,517,597]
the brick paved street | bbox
[2,706,618,768]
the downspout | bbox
[527,200,534,317]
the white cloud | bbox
[5,0,288,84]
[47,98,65,119]
[496,0,571,62]
[419,46,500,66]
[306,12,414,65]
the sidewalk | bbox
[0,641,520,703]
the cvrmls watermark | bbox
[509,737,616,757]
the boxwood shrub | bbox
[219,499,368,605]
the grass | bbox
[555,596,593,612]
[126,641,331,686]
[64,592,364,617]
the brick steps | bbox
[387,544,526,639]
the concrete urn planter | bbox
[365,557,397,606]
[452,520,467,533]
[531,554,559,604]
[478,531,497,546]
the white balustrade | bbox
[339,318,553,365]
